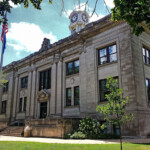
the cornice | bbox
[3,15,126,72]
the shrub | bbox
[64,133,71,139]
[79,117,101,139]
[70,132,86,139]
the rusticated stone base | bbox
[25,118,73,138]
[0,122,7,130]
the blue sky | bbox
[1,0,114,66]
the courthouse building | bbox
[0,10,150,138]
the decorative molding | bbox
[37,89,51,102]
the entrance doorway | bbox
[40,102,47,118]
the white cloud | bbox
[105,0,114,8]
[9,1,20,8]
[89,14,105,22]
[7,22,57,52]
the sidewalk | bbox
[0,136,150,144]
[0,136,118,144]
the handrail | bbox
[0,121,20,132]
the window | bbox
[99,79,109,102]
[21,76,28,88]
[39,69,51,91]
[74,86,80,105]
[143,47,150,64]
[146,79,150,101]
[98,44,117,65]
[19,97,27,112]
[66,59,79,76]
[66,88,71,106]
[1,101,7,114]
[19,98,23,112]
[23,97,27,112]
[3,82,9,93]
[99,77,118,102]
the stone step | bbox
[0,126,24,137]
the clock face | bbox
[82,13,88,23]
[71,13,78,23]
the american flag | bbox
[1,23,8,42]
[1,12,8,54]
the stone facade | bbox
[0,14,150,138]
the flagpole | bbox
[0,41,4,85]
[0,12,6,85]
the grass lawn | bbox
[0,141,149,150]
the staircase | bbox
[0,126,24,137]
[0,121,24,137]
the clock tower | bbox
[69,10,89,34]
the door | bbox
[40,102,47,118]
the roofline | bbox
[3,14,118,71]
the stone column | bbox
[56,61,62,115]
[50,63,56,115]
[26,71,32,117]
[12,75,19,120]
[7,76,14,121]
[30,69,37,118]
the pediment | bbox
[38,89,50,102]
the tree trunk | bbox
[119,125,123,150]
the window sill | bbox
[64,105,80,109]
[66,73,79,78]
[98,61,117,68]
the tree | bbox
[0,0,53,24]
[96,77,133,150]
[112,0,150,36]
[0,71,8,87]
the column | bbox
[30,69,37,118]
[50,63,56,115]
[26,71,32,117]
[56,61,62,115]
[12,75,19,120]
[7,76,14,120]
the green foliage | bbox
[70,131,86,139]
[78,117,101,139]
[96,77,133,129]
[96,76,133,150]
[64,133,72,139]
[112,0,150,36]
[0,71,8,87]
[0,0,53,24]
